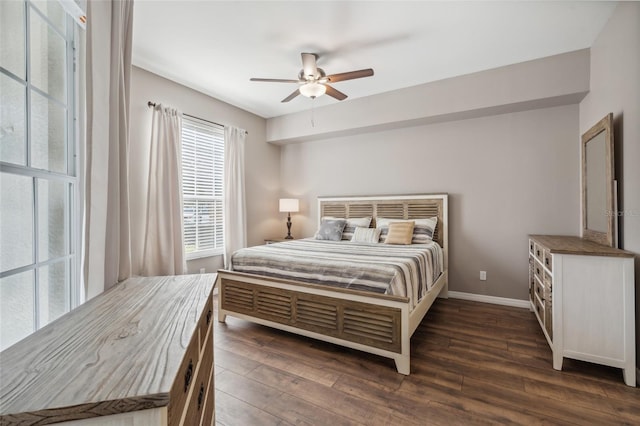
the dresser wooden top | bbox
[0,274,215,423]
[529,235,635,258]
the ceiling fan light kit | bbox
[251,52,374,103]
[299,82,326,98]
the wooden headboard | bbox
[318,194,448,269]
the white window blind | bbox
[181,116,224,259]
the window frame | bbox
[0,0,81,349]
[180,115,225,260]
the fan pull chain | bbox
[311,98,315,127]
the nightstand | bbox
[264,238,290,244]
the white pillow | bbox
[376,217,437,244]
[351,226,382,243]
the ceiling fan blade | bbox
[281,89,300,103]
[250,78,300,83]
[324,84,348,101]
[301,53,319,79]
[326,68,374,83]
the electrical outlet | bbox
[480,271,487,281]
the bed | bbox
[215,194,448,374]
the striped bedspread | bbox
[230,239,443,310]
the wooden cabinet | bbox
[0,275,216,425]
[528,235,635,386]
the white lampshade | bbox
[299,82,326,98]
[279,198,299,213]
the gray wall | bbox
[267,49,589,144]
[129,67,280,273]
[280,105,579,300]
[578,1,640,374]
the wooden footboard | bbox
[215,270,448,374]
[220,278,403,353]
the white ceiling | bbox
[132,1,617,119]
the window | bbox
[0,1,80,350]
[181,116,224,259]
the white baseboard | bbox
[448,291,531,309]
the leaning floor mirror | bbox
[581,113,616,247]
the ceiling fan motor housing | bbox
[299,68,326,82]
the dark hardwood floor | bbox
[213,297,640,425]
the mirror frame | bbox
[581,113,615,247]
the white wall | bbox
[578,2,640,374]
[280,105,579,300]
[129,66,280,273]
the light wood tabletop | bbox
[529,235,634,257]
[0,274,215,424]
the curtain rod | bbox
[147,101,248,134]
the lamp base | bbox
[285,213,293,239]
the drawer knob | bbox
[198,383,205,410]
[184,360,193,392]
[206,309,212,325]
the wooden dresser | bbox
[0,274,216,425]
[528,235,635,386]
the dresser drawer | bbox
[533,260,543,281]
[200,370,215,426]
[543,249,553,272]
[534,276,544,301]
[544,294,553,341]
[534,242,544,263]
[184,330,214,426]
[199,293,214,351]
[534,294,544,320]
[528,256,536,301]
[168,332,201,426]
[543,270,552,292]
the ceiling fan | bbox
[250,53,374,103]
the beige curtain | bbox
[223,126,247,268]
[83,0,133,298]
[140,105,186,276]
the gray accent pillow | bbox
[321,216,372,240]
[315,219,347,241]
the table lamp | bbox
[279,198,299,239]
